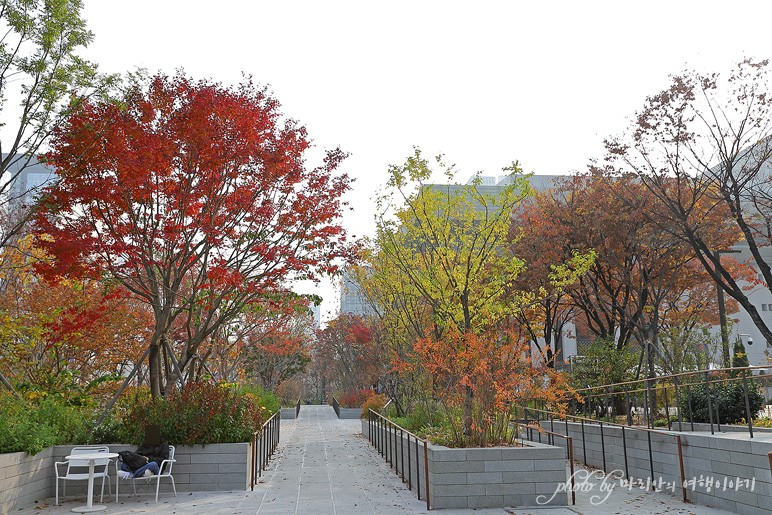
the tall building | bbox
[4,154,57,209]
[339,267,375,318]
[413,173,580,367]
[310,302,322,330]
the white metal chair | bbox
[54,445,112,505]
[115,445,177,503]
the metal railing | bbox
[569,365,772,437]
[250,409,281,490]
[295,398,301,418]
[332,396,340,418]
[366,409,430,510]
[521,406,688,502]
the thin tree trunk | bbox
[464,385,474,436]
[149,338,162,399]
[0,369,20,398]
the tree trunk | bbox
[464,384,474,437]
[149,337,162,399]
[646,308,659,423]
[0,369,20,398]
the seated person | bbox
[118,425,169,479]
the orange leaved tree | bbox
[414,328,571,447]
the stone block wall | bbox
[540,420,772,515]
[337,408,361,419]
[362,419,568,509]
[0,448,53,515]
[427,442,567,509]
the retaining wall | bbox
[1,442,252,515]
[336,407,361,419]
[362,419,568,509]
[0,448,53,515]
[679,422,772,433]
[539,420,772,515]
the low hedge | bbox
[679,377,764,424]
[0,381,279,454]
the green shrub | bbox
[0,382,280,454]
[0,395,94,454]
[114,382,268,445]
[245,385,280,417]
[652,416,678,428]
[387,404,444,433]
[680,375,764,424]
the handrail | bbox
[572,365,772,394]
[576,372,772,400]
[366,408,430,510]
[522,406,688,503]
[250,409,281,490]
[332,396,341,418]
[564,365,771,437]
[295,398,301,418]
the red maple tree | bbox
[35,72,353,397]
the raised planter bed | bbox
[361,419,568,509]
[336,407,361,419]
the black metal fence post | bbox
[687,384,694,431]
[599,421,607,472]
[400,428,405,479]
[625,391,632,426]
[416,435,421,501]
[407,432,412,490]
[621,425,629,480]
[647,431,655,491]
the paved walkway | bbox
[14,405,737,514]
[253,405,430,514]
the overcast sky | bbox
[80,0,772,320]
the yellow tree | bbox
[368,148,537,439]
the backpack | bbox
[118,450,149,471]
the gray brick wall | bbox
[361,419,568,509]
[0,448,53,515]
[539,420,772,514]
[336,408,361,419]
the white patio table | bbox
[64,451,119,513]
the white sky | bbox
[79,0,772,321]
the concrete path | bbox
[253,404,430,514]
[13,404,738,514]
